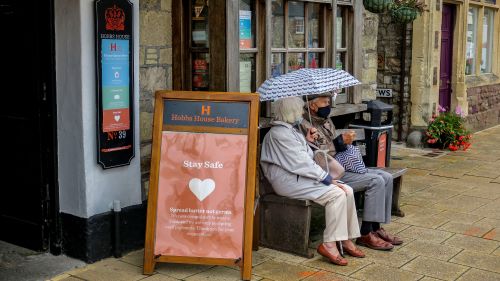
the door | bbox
[0,0,57,251]
[439,4,455,110]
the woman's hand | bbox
[332,180,348,194]
[306,127,319,142]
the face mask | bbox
[317,106,331,119]
[293,117,303,127]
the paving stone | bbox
[253,260,317,281]
[438,221,492,237]
[450,250,500,274]
[400,180,431,195]
[141,273,180,281]
[184,266,261,281]
[438,211,484,224]
[432,195,491,212]
[404,169,431,177]
[405,188,460,205]
[257,248,308,264]
[73,259,144,281]
[466,167,500,179]
[456,268,500,281]
[475,218,500,228]
[396,226,454,244]
[418,277,442,281]
[350,264,422,281]
[396,213,450,229]
[120,250,143,267]
[50,276,83,281]
[252,251,272,267]
[302,254,372,276]
[396,240,462,261]
[301,271,360,281]
[155,263,213,279]
[492,247,500,256]
[472,200,500,220]
[397,204,443,216]
[461,184,500,200]
[380,222,412,234]
[443,234,500,253]
[401,256,468,281]
[431,167,468,179]
[361,247,417,268]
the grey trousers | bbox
[340,168,393,224]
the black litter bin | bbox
[350,100,393,167]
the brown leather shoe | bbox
[341,242,365,258]
[317,244,348,266]
[375,228,404,245]
[356,232,394,250]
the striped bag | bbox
[334,145,368,174]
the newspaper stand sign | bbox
[144,91,259,280]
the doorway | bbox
[0,0,59,252]
[439,4,455,110]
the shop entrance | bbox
[0,0,58,252]
[439,4,455,110]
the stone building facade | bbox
[139,0,173,198]
[376,14,413,140]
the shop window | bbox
[466,7,478,75]
[271,0,325,75]
[239,0,257,92]
[335,5,352,104]
[481,8,494,74]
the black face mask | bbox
[316,106,331,118]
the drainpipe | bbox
[398,24,407,142]
[113,200,122,258]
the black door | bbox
[0,0,58,252]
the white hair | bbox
[273,97,305,124]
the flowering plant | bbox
[426,105,472,151]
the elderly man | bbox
[261,97,365,266]
[299,93,403,250]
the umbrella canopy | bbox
[257,68,361,101]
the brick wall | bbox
[466,84,500,132]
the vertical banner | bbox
[95,0,134,168]
[377,132,387,167]
[144,91,259,281]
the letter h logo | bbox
[201,105,211,115]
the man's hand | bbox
[342,130,356,145]
[306,127,319,142]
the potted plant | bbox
[390,0,427,24]
[363,0,393,14]
[425,105,472,151]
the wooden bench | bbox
[258,167,407,258]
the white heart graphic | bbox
[114,115,120,122]
[188,178,215,202]
[114,94,120,100]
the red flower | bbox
[458,135,464,141]
[427,138,437,144]
[449,144,459,151]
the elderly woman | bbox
[260,97,364,266]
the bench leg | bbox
[391,177,405,217]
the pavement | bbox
[44,125,500,280]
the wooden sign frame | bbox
[144,91,259,281]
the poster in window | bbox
[239,10,252,49]
[193,59,209,90]
[240,61,252,92]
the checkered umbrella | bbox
[257,68,361,101]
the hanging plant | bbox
[389,0,427,24]
[363,0,393,13]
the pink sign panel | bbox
[154,131,248,259]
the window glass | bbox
[466,7,478,75]
[287,1,305,48]
[288,53,305,71]
[192,53,210,90]
[239,54,256,92]
[272,0,285,48]
[484,0,496,4]
[336,8,346,49]
[481,9,494,74]
[191,0,209,48]
[308,3,321,48]
[308,53,320,68]
[239,0,255,49]
[271,53,285,77]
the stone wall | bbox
[376,14,412,140]
[139,0,172,198]
[361,10,379,101]
[466,84,500,132]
